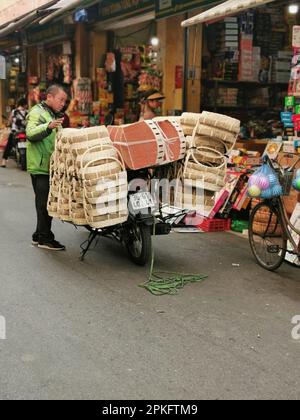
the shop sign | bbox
[99,0,154,21]
[156,0,217,19]
[175,65,183,89]
[27,22,65,45]
[120,46,140,54]
[293,26,300,49]
[0,55,6,80]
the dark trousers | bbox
[2,133,15,160]
[31,175,54,243]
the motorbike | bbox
[80,186,184,266]
[15,132,27,171]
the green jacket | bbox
[26,102,58,175]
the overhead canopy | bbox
[39,0,99,25]
[0,0,95,39]
[0,0,61,38]
[181,0,276,27]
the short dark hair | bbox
[17,98,27,107]
[46,84,67,96]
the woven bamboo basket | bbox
[183,147,226,192]
[59,126,110,144]
[199,111,240,134]
[194,135,227,155]
[180,112,201,136]
[82,154,128,229]
[77,144,117,171]
[196,124,237,152]
[72,137,112,156]
[174,181,216,212]
[180,112,201,127]
[153,116,181,124]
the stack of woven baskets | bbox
[48,126,128,228]
[176,111,240,213]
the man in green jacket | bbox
[26,84,67,251]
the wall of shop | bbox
[186,20,203,113]
[75,23,89,79]
[89,30,107,82]
[157,14,184,115]
[158,8,204,115]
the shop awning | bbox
[0,0,60,38]
[181,0,276,27]
[39,0,99,25]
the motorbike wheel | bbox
[20,151,27,171]
[126,222,152,266]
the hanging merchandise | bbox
[293,169,300,191]
[73,78,93,114]
[96,68,114,124]
[105,52,116,73]
[248,164,283,199]
[138,66,163,92]
[46,54,72,84]
[61,55,72,84]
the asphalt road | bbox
[0,161,300,400]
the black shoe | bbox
[38,240,66,251]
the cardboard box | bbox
[284,189,300,215]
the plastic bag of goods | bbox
[248,164,283,199]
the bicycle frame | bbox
[276,197,300,255]
[264,154,300,256]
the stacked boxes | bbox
[239,34,254,81]
[217,87,239,107]
[254,12,272,55]
[252,47,261,82]
[220,17,239,51]
[271,51,293,84]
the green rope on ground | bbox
[139,271,208,296]
[139,223,208,295]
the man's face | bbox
[47,90,68,113]
[148,99,162,111]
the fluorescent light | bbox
[288,4,299,14]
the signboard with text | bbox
[99,0,154,21]
[156,0,217,19]
[26,22,65,45]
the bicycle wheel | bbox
[249,201,287,271]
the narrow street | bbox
[0,163,300,400]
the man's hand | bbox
[48,118,64,130]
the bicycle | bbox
[248,154,300,271]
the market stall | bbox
[180,0,300,266]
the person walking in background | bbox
[26,84,67,251]
[1,98,28,168]
[139,90,165,121]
